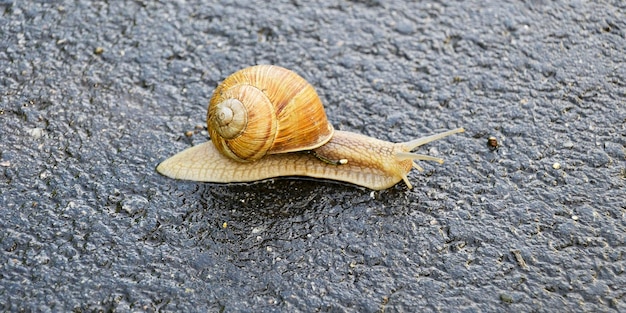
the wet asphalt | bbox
[1,1,625,312]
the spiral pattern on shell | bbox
[207,65,334,162]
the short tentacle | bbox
[396,152,444,164]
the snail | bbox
[157,65,464,190]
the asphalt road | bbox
[1,0,624,312]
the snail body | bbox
[157,65,464,190]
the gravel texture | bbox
[1,0,624,312]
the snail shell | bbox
[207,65,334,162]
[157,65,464,190]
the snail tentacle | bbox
[395,152,444,164]
[403,128,465,151]
[395,127,465,173]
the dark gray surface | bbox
[1,0,625,312]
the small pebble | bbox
[552,162,561,170]
[395,20,415,35]
[27,128,45,139]
[487,136,498,149]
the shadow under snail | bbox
[157,65,464,190]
